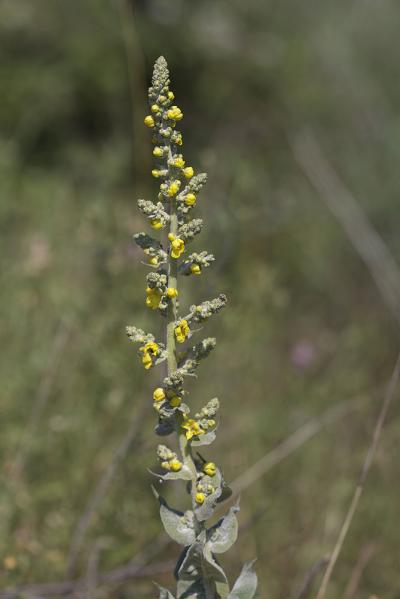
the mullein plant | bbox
[127,57,258,599]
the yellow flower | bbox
[174,133,183,146]
[151,169,161,178]
[167,180,181,197]
[207,419,216,429]
[161,460,171,470]
[173,156,185,168]
[174,319,190,343]
[170,459,182,472]
[139,341,159,369]
[150,219,163,230]
[144,115,155,128]
[168,91,175,100]
[168,234,185,259]
[166,287,178,298]
[149,256,158,266]
[190,264,201,275]
[153,146,164,157]
[169,395,182,407]
[181,417,204,440]
[167,105,183,121]
[203,462,217,477]
[183,166,194,179]
[151,104,160,113]
[153,387,165,402]
[159,94,167,104]
[185,193,196,206]
[141,352,152,369]
[145,287,162,309]
[195,492,205,504]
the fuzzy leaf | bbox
[149,465,192,482]
[155,418,175,436]
[217,481,233,504]
[194,471,223,522]
[207,501,240,554]
[155,493,196,546]
[192,431,216,447]
[156,584,175,599]
[215,581,230,599]
[228,561,258,599]
[177,540,204,581]
[177,579,206,599]
[203,544,228,585]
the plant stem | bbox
[166,189,199,519]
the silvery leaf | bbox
[177,539,204,581]
[202,544,228,585]
[228,560,258,599]
[194,471,222,521]
[155,584,175,599]
[149,465,192,482]
[155,491,196,546]
[177,579,206,599]
[206,501,240,554]
[192,431,216,446]
[155,418,175,436]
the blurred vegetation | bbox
[1,0,400,597]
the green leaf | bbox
[228,561,258,599]
[155,491,196,546]
[206,501,240,554]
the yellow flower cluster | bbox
[166,287,178,298]
[173,155,185,168]
[167,105,183,121]
[167,180,181,197]
[203,462,217,477]
[174,319,190,343]
[152,387,182,408]
[195,481,215,504]
[161,458,182,472]
[144,115,155,128]
[153,387,166,402]
[168,233,185,259]
[146,286,162,310]
[139,341,159,369]
[150,218,163,230]
[185,193,196,206]
[183,166,194,179]
[181,417,205,440]
[190,264,201,275]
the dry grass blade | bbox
[291,130,400,330]
[65,404,149,577]
[229,397,365,497]
[293,557,329,599]
[9,320,71,481]
[315,352,400,599]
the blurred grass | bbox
[1,0,400,597]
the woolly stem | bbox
[166,186,199,522]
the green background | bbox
[1,1,400,597]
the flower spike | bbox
[127,56,257,598]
